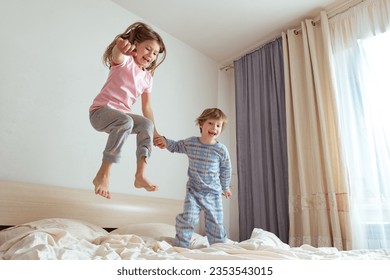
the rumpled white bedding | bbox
[1,219,390,260]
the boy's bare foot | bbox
[134,175,158,192]
[93,175,112,199]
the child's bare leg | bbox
[93,161,112,199]
[134,157,158,192]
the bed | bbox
[1,180,390,260]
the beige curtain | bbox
[282,17,352,250]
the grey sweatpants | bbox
[89,105,154,163]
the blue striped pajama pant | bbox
[175,188,227,247]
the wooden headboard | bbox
[0,180,182,229]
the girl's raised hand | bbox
[116,37,137,56]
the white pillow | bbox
[0,218,108,244]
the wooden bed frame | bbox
[0,180,182,230]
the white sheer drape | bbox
[326,0,390,249]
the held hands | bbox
[153,134,166,149]
[116,37,137,57]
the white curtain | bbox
[282,20,352,250]
[325,0,390,249]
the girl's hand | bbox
[116,37,137,56]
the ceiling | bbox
[112,0,348,65]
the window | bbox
[334,30,390,249]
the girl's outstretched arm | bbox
[111,38,136,65]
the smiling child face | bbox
[133,39,160,68]
[199,118,223,144]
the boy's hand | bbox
[116,37,137,56]
[223,189,232,199]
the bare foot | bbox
[134,174,158,192]
[93,175,112,199]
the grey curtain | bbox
[234,37,289,242]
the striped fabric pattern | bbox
[166,136,231,193]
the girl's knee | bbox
[107,114,133,134]
[119,114,134,129]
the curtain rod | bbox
[219,0,365,71]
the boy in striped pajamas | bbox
[157,108,232,247]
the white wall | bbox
[0,0,238,240]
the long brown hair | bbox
[102,22,166,75]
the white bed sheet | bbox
[1,218,390,260]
